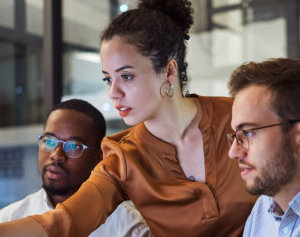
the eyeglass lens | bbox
[38,135,84,158]
[227,130,249,150]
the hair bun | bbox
[137,0,193,36]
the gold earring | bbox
[160,81,174,98]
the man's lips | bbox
[115,105,132,117]
[44,165,67,181]
[238,164,254,178]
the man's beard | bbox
[247,135,297,196]
[42,183,71,196]
[42,164,78,196]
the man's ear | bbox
[293,122,300,155]
[165,59,178,83]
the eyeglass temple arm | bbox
[289,119,300,123]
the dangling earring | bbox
[168,83,174,97]
[160,81,174,98]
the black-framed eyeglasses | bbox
[37,134,98,158]
[226,120,300,151]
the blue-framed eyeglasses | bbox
[37,134,98,158]
[226,120,300,151]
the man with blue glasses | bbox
[37,134,100,159]
[0,99,151,236]
[227,58,300,237]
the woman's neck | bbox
[144,96,200,145]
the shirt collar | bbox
[268,191,300,220]
[268,197,283,220]
[289,191,300,216]
[42,188,55,209]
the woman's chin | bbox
[122,117,139,127]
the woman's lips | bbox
[115,105,132,117]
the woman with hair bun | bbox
[0,0,256,236]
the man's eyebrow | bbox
[102,65,133,74]
[68,136,85,143]
[236,122,259,131]
[43,132,85,143]
[44,132,55,136]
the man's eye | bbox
[45,139,56,149]
[65,142,82,152]
[122,74,133,80]
[245,131,254,138]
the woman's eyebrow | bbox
[102,65,133,74]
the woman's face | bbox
[100,36,165,126]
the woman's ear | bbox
[165,59,178,82]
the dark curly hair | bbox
[46,99,106,148]
[101,0,194,96]
[228,58,300,124]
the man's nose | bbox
[50,143,67,163]
[228,139,247,161]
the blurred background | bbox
[0,0,299,208]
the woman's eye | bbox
[122,74,133,80]
[102,77,112,85]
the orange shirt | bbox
[32,96,257,237]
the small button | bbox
[283,227,289,234]
[188,175,196,181]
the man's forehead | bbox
[44,109,95,140]
[231,85,275,129]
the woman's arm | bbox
[0,216,47,237]
[0,139,127,237]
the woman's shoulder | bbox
[104,124,144,143]
[192,94,233,107]
[190,94,232,115]
[100,127,136,162]
[190,94,232,132]
[104,126,135,143]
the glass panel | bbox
[0,145,41,209]
[63,0,110,48]
[213,9,243,32]
[62,0,127,135]
[63,50,102,95]
[26,46,43,123]
[0,42,15,126]
[212,0,242,8]
[0,1,14,28]
[0,0,44,207]
[26,0,44,36]
[0,44,43,127]
[188,1,287,96]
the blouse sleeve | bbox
[31,138,128,237]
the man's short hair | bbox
[228,58,300,123]
[46,99,106,146]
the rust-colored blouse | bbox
[32,96,257,237]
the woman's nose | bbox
[108,80,124,100]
